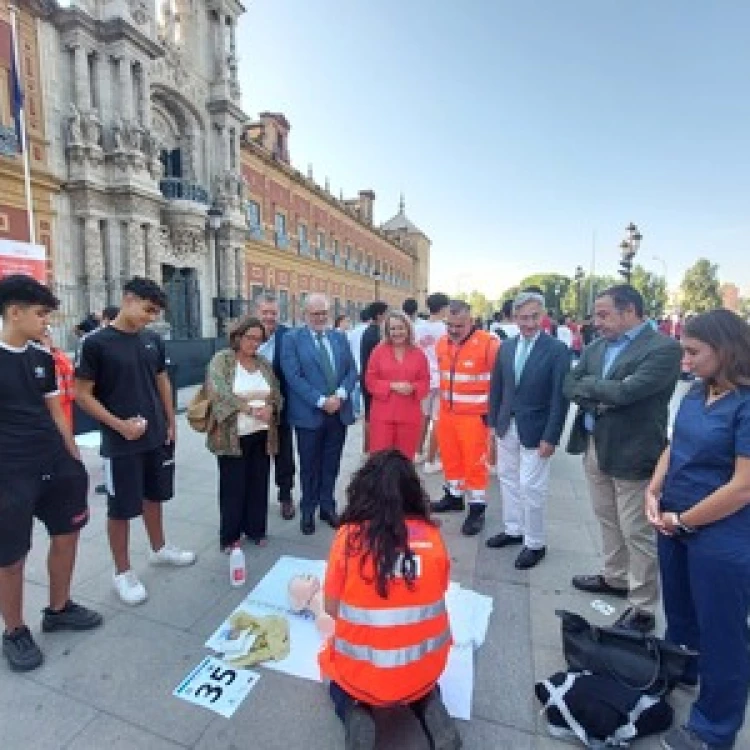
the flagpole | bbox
[9,3,36,245]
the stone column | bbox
[235,246,246,299]
[84,218,106,312]
[141,62,152,129]
[127,221,147,277]
[118,57,133,122]
[144,224,162,281]
[223,244,237,299]
[73,45,92,111]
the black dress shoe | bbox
[486,533,524,549]
[514,547,546,569]
[319,510,340,529]
[572,574,629,598]
[430,490,465,513]
[280,501,296,520]
[300,513,315,535]
[612,607,655,634]
[460,504,486,536]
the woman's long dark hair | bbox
[339,449,434,598]
[684,309,750,388]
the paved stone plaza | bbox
[3,385,747,749]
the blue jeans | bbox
[659,522,750,748]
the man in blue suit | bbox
[280,293,358,535]
[486,291,570,569]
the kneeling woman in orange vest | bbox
[318,449,461,750]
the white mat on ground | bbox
[205,555,493,720]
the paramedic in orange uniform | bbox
[431,299,500,536]
[319,450,461,750]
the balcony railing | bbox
[159,178,209,204]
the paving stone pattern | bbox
[5,385,747,749]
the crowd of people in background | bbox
[1,271,749,750]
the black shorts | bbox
[104,442,175,521]
[0,454,89,567]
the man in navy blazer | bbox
[486,291,570,569]
[257,294,296,520]
[280,293,357,534]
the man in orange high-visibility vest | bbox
[431,299,500,535]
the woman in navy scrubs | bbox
[646,309,750,750]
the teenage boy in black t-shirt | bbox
[0,275,102,673]
[75,277,195,606]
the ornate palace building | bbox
[3,0,429,340]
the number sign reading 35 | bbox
[174,656,260,718]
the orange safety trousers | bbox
[436,408,490,492]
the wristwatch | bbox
[673,512,696,535]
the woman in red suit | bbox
[365,311,430,459]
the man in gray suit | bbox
[486,291,570,569]
[564,285,681,633]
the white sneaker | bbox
[149,543,197,567]
[423,460,443,475]
[413,453,426,464]
[113,570,147,605]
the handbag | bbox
[556,610,697,697]
[186,383,212,433]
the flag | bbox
[9,25,24,153]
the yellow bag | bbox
[186,384,212,433]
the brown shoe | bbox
[280,501,296,520]
[572,574,628,598]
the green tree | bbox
[679,258,722,313]
[517,273,571,317]
[561,274,618,319]
[452,290,493,319]
[738,297,750,321]
[630,265,667,318]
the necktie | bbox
[514,337,531,384]
[315,332,337,395]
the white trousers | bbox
[497,421,551,550]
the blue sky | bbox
[236,0,750,298]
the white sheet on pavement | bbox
[205,555,493,720]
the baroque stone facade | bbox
[37,0,247,338]
[21,0,429,338]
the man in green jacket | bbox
[564,285,681,633]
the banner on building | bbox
[0,239,46,281]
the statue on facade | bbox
[68,104,83,145]
[82,110,102,147]
[112,116,125,150]
[127,122,143,152]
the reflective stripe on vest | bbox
[339,599,446,627]
[438,371,491,383]
[334,628,451,669]
[441,391,488,404]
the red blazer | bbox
[365,343,430,426]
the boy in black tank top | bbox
[0,275,102,673]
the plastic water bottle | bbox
[229,545,246,587]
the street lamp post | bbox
[207,204,224,336]
[618,222,642,284]
[574,265,585,318]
